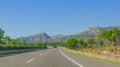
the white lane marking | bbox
[26,58,35,64]
[59,49,84,67]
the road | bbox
[0,48,119,67]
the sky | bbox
[0,0,120,38]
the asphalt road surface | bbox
[0,48,119,67]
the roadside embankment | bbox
[64,47,120,65]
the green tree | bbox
[0,29,4,43]
[98,40,104,47]
[41,42,47,48]
[83,42,88,48]
[86,38,95,47]
[66,38,78,49]
[3,36,11,45]
[14,39,20,45]
[110,27,119,46]
[78,39,84,47]
[97,27,120,46]
[34,42,40,48]
[10,39,16,45]
[10,39,20,45]
[28,42,33,46]
[22,40,27,45]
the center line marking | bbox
[59,49,84,67]
[26,58,35,64]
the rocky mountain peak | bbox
[18,26,120,42]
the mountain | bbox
[50,34,68,42]
[18,26,120,42]
[18,32,51,42]
[70,26,120,40]
[69,26,103,40]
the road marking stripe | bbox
[59,49,84,67]
[26,58,35,64]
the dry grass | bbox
[64,46,120,65]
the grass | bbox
[64,48,120,65]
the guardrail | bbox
[0,49,40,57]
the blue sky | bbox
[0,0,120,38]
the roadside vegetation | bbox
[66,27,120,64]
[0,29,47,50]
[48,42,66,48]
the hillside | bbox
[18,26,120,42]
[50,34,68,42]
[18,32,51,42]
[70,26,120,40]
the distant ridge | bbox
[18,32,51,42]
[18,26,120,42]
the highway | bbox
[0,48,119,67]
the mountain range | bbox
[18,26,120,42]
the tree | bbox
[66,38,78,49]
[48,42,57,48]
[83,42,88,48]
[22,40,27,45]
[28,42,33,46]
[10,39,20,45]
[78,39,84,47]
[110,27,119,46]
[97,27,120,46]
[14,39,20,45]
[0,29,4,43]
[41,42,47,48]
[86,38,95,47]
[3,36,11,45]
[98,40,104,47]
[34,42,41,48]
[10,39,16,45]
[48,42,65,48]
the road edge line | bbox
[59,49,84,67]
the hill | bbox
[18,32,51,42]
[18,26,120,42]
